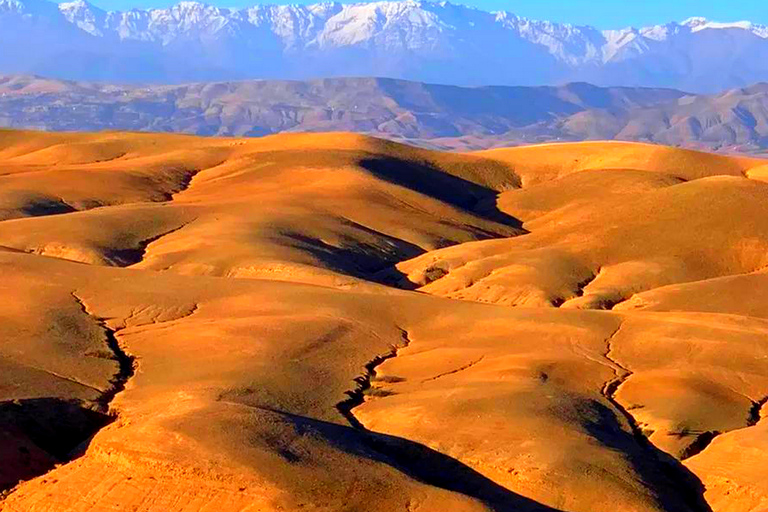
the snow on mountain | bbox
[59,0,106,36]
[0,0,59,15]
[682,16,768,37]
[2,0,768,91]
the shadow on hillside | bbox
[359,156,524,229]
[280,219,425,274]
[277,214,507,290]
[20,198,77,218]
[580,398,713,512]
[260,407,566,512]
[0,398,111,493]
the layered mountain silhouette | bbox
[2,74,768,152]
[2,0,768,91]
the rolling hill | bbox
[1,130,768,512]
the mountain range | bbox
[2,74,768,152]
[2,0,768,91]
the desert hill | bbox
[4,75,768,153]
[1,131,768,512]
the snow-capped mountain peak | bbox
[0,0,767,91]
[44,1,768,49]
[681,16,768,38]
[59,0,106,35]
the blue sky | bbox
[68,0,768,28]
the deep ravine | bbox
[0,294,139,500]
[598,322,714,512]
[336,327,411,430]
[71,292,137,414]
[680,396,768,461]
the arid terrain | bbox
[2,129,768,512]
[3,75,768,154]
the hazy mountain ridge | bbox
[2,74,768,152]
[2,0,768,91]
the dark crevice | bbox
[107,220,196,267]
[549,269,601,308]
[601,297,628,310]
[747,396,768,427]
[336,328,411,430]
[574,268,600,298]
[326,326,566,511]
[598,323,714,512]
[679,396,768,461]
[163,168,203,201]
[0,293,138,496]
[549,297,565,308]
[678,431,721,460]
[421,356,485,383]
[70,292,136,413]
[579,295,628,311]
[555,269,635,311]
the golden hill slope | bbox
[0,130,521,286]
[1,132,768,512]
[478,141,764,186]
[398,142,768,309]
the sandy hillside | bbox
[1,131,768,512]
